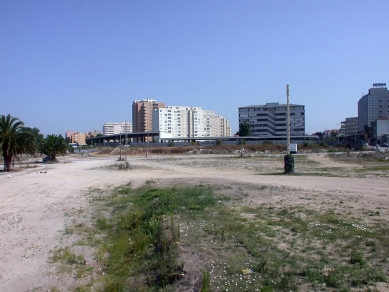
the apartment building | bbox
[72,132,86,145]
[214,114,232,137]
[238,102,305,136]
[103,121,132,135]
[358,83,389,132]
[345,117,358,136]
[65,130,75,143]
[132,99,166,132]
[152,106,190,137]
[152,106,232,138]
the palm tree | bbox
[0,114,37,171]
[40,134,68,161]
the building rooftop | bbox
[239,102,304,108]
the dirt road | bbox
[0,154,388,291]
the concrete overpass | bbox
[86,131,161,145]
[86,132,319,146]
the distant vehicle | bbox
[381,143,388,147]
[42,156,58,162]
[369,142,377,146]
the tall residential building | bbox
[238,102,305,136]
[152,106,232,138]
[345,117,358,136]
[358,83,389,132]
[103,122,132,135]
[132,99,166,132]
[214,114,232,137]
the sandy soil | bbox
[1,153,389,291]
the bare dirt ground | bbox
[1,152,389,291]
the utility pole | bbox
[284,84,294,174]
[125,131,127,162]
[286,84,290,154]
[146,132,149,158]
[119,132,122,160]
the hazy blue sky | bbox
[1,0,388,136]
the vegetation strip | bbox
[49,182,389,291]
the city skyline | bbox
[2,1,388,136]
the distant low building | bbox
[372,117,389,141]
[72,132,86,145]
[345,117,358,136]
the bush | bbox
[170,147,186,154]
[284,154,295,173]
[350,251,365,265]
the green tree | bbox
[239,122,251,136]
[24,127,44,145]
[0,114,37,171]
[40,134,68,161]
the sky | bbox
[1,0,389,136]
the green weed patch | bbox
[67,184,389,291]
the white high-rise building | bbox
[103,122,132,135]
[214,114,232,137]
[152,106,231,138]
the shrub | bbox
[284,154,295,173]
[350,251,365,265]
